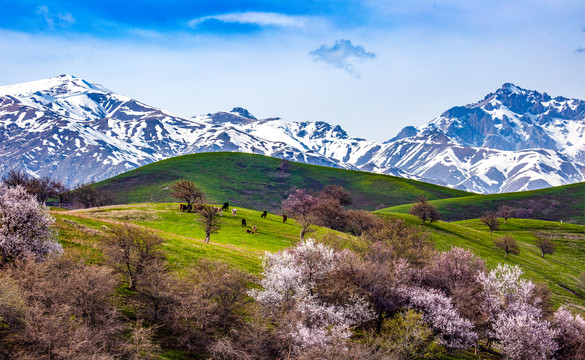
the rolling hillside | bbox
[378,180,585,224]
[96,152,470,212]
[55,203,585,317]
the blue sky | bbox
[1,0,585,141]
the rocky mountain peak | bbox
[230,107,257,120]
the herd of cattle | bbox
[179,202,288,235]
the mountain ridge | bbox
[2,74,585,193]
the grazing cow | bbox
[261,211,267,219]
[179,204,187,212]
[232,209,237,217]
[252,225,257,233]
[282,214,287,223]
[222,202,229,211]
[241,219,247,227]
[246,229,253,234]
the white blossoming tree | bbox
[477,263,558,359]
[249,239,375,351]
[398,286,478,349]
[0,185,61,262]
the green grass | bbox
[96,152,470,212]
[54,202,585,313]
[378,180,585,224]
[53,203,343,274]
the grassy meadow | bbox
[53,202,585,314]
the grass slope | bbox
[96,152,470,212]
[379,181,585,224]
[55,203,585,313]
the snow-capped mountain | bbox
[0,75,351,186]
[1,75,585,194]
[366,83,585,192]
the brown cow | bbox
[179,204,187,212]
[282,214,287,223]
[252,225,257,233]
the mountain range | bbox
[1,74,585,193]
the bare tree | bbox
[409,198,440,225]
[497,205,515,224]
[52,180,70,208]
[534,233,555,258]
[72,181,99,208]
[26,177,58,204]
[2,169,29,188]
[102,224,164,290]
[282,189,318,241]
[480,211,501,235]
[197,204,221,243]
[494,235,520,258]
[170,180,204,212]
[346,209,382,236]
[319,185,352,206]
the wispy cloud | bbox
[310,39,376,77]
[576,47,585,54]
[188,12,312,29]
[36,5,75,30]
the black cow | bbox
[241,219,247,227]
[261,211,267,219]
[282,214,287,223]
[222,202,229,211]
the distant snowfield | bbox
[1,75,585,193]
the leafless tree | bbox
[346,209,382,236]
[2,169,29,188]
[319,185,352,206]
[534,233,555,258]
[170,179,204,212]
[102,224,164,290]
[197,204,221,243]
[409,198,440,225]
[72,181,99,208]
[494,235,520,258]
[497,205,515,224]
[480,211,501,235]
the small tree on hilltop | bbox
[170,180,204,212]
[0,185,61,262]
[282,189,318,241]
[534,233,555,258]
[197,204,221,244]
[481,211,500,235]
[409,198,439,225]
[494,235,520,258]
[497,205,515,224]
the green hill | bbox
[96,152,470,212]
[55,203,585,313]
[378,180,585,224]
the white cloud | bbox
[188,12,312,29]
[36,5,75,30]
[310,39,376,77]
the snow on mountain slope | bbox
[0,75,348,186]
[2,75,585,194]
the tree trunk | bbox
[490,229,493,235]
[205,232,210,243]
[505,251,508,259]
[300,225,307,241]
